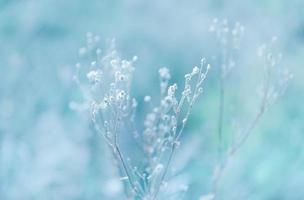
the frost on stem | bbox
[73,34,140,198]
[208,31,292,198]
[144,60,210,199]
[209,18,245,77]
[228,37,293,154]
[256,36,293,108]
[209,19,246,172]
[73,33,211,199]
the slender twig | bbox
[112,103,142,198]
[211,104,265,195]
[152,144,176,200]
[218,67,225,166]
[152,64,209,200]
[212,75,270,196]
[114,144,142,197]
[218,41,228,164]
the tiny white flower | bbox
[132,55,138,61]
[111,59,119,67]
[185,73,191,80]
[117,90,126,100]
[87,70,102,83]
[168,84,177,96]
[159,67,171,80]
[109,96,115,102]
[198,87,203,94]
[144,96,151,102]
[192,66,200,75]
[155,164,164,172]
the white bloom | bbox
[185,73,191,81]
[192,66,200,75]
[182,88,191,97]
[198,87,203,94]
[155,164,164,172]
[144,96,151,102]
[132,55,138,61]
[87,70,102,83]
[116,90,126,100]
[115,71,126,81]
[91,100,107,111]
[110,59,119,67]
[144,113,156,127]
[159,67,171,80]
[168,84,177,96]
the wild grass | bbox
[73,20,292,200]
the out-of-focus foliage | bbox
[0,0,303,199]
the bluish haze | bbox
[0,0,303,199]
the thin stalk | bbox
[113,105,142,198]
[218,46,227,168]
[152,65,208,200]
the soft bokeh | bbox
[0,0,303,199]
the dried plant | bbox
[199,19,293,200]
[72,33,210,200]
[73,20,292,200]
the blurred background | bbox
[0,0,303,199]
